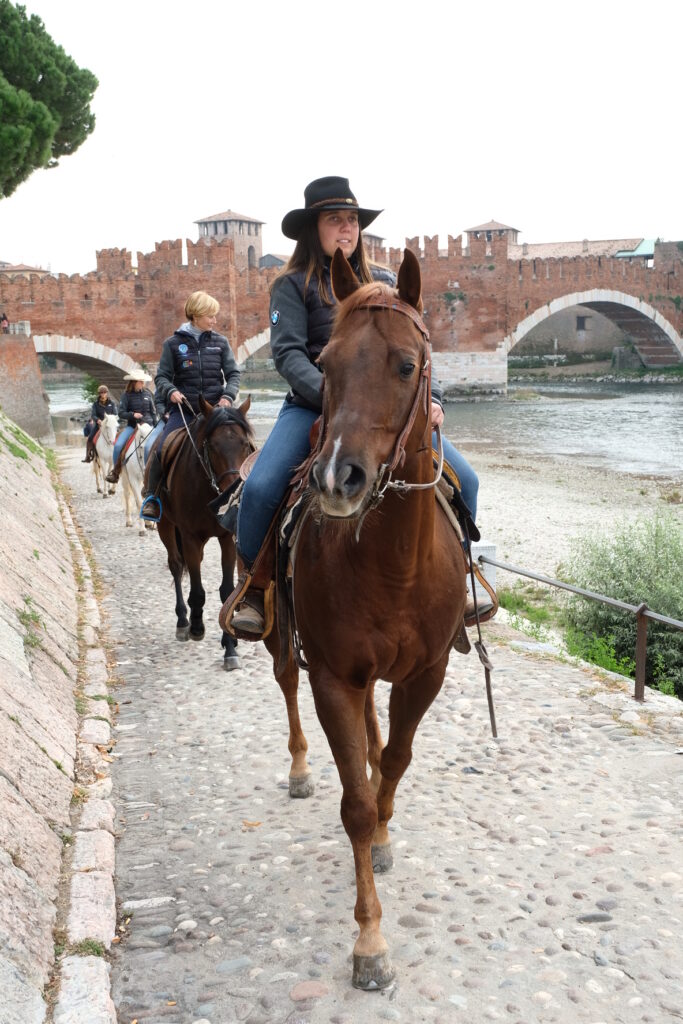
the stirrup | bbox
[139,495,162,523]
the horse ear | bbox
[238,394,251,416]
[199,394,213,416]
[397,248,422,311]
[330,247,361,302]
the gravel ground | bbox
[59,446,683,1024]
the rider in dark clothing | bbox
[105,371,156,484]
[82,385,118,462]
[140,290,240,517]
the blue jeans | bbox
[237,400,479,566]
[237,401,318,564]
[113,425,134,463]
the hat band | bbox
[309,197,359,210]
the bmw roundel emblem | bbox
[270,310,280,326]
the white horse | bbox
[120,422,153,534]
[93,413,118,497]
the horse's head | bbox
[100,413,118,445]
[310,248,430,519]
[195,394,254,494]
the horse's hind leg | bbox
[265,632,313,798]
[158,520,189,639]
[365,681,383,795]
[364,682,392,873]
[372,659,448,876]
[310,672,394,990]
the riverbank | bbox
[468,446,682,580]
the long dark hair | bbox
[274,217,377,305]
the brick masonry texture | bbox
[1,236,681,368]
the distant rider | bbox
[82,384,118,463]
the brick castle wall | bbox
[1,235,681,368]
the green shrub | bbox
[560,512,683,697]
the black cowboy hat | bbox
[281,176,382,241]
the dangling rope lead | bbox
[463,519,498,739]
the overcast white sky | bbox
[1,0,681,275]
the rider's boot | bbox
[220,540,276,641]
[231,586,265,634]
[105,454,123,484]
[140,452,164,519]
[141,451,163,498]
[82,446,94,463]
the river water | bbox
[45,379,683,480]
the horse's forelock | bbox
[333,281,395,329]
[201,405,254,441]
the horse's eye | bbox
[399,361,416,380]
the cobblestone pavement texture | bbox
[61,451,683,1024]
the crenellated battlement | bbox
[1,233,681,369]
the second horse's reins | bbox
[177,397,246,495]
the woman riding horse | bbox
[106,370,156,484]
[141,290,240,518]
[231,175,485,635]
[82,384,118,463]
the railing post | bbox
[634,603,648,703]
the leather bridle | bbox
[342,295,444,510]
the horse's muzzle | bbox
[310,455,368,517]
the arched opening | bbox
[505,290,683,375]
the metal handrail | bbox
[477,554,683,703]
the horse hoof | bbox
[126,522,133,528]
[289,773,315,799]
[223,655,240,671]
[372,843,393,874]
[352,952,395,990]
[190,627,205,641]
[176,626,190,641]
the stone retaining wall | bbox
[0,410,115,1023]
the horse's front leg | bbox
[372,658,448,876]
[264,630,313,798]
[183,534,206,641]
[219,534,240,671]
[158,519,189,639]
[310,673,393,990]
[122,475,133,528]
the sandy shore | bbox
[463,446,682,580]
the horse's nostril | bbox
[341,463,366,496]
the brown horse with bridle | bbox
[231,248,468,988]
[153,395,253,670]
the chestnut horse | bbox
[261,249,466,989]
[154,395,253,670]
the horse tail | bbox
[174,527,187,576]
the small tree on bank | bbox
[0,1,98,198]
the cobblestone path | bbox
[62,452,683,1024]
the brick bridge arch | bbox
[504,289,683,366]
[34,334,149,393]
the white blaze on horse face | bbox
[324,436,343,493]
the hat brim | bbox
[123,372,152,382]
[282,205,382,241]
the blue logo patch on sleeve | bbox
[270,310,280,326]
